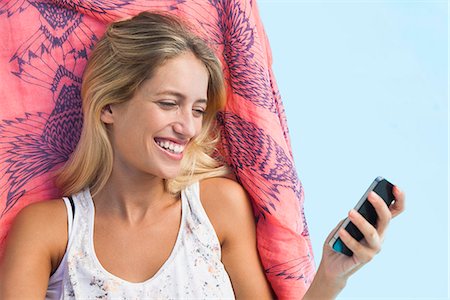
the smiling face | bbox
[101,52,209,180]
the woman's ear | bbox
[100,104,114,124]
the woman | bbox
[0,12,405,299]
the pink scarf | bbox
[0,1,315,297]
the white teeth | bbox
[156,139,184,154]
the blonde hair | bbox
[56,11,229,196]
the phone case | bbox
[329,176,395,256]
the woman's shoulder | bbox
[199,177,254,244]
[8,198,69,259]
[199,177,250,212]
[1,198,70,280]
[14,198,67,227]
[200,176,246,195]
[9,198,69,249]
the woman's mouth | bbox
[154,138,186,158]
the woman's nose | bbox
[173,110,197,138]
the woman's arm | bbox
[201,178,405,299]
[304,186,406,299]
[200,178,274,299]
[0,200,68,299]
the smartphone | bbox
[328,176,395,256]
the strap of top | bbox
[62,196,75,238]
[68,195,75,220]
[47,196,76,281]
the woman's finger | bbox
[347,209,382,253]
[338,227,377,264]
[367,191,392,235]
[390,185,405,218]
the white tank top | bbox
[46,182,235,299]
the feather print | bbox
[0,1,315,297]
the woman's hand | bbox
[304,185,405,300]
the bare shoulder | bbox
[199,177,254,244]
[199,179,273,298]
[2,199,68,271]
[200,177,252,215]
[201,176,248,196]
[0,198,69,297]
[12,198,67,233]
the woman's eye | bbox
[158,101,177,109]
[193,108,206,117]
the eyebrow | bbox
[155,90,207,104]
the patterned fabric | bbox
[46,182,235,299]
[0,1,315,298]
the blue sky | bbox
[259,1,448,298]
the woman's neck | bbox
[92,168,177,225]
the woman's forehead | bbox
[138,54,209,98]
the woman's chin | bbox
[158,169,182,180]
